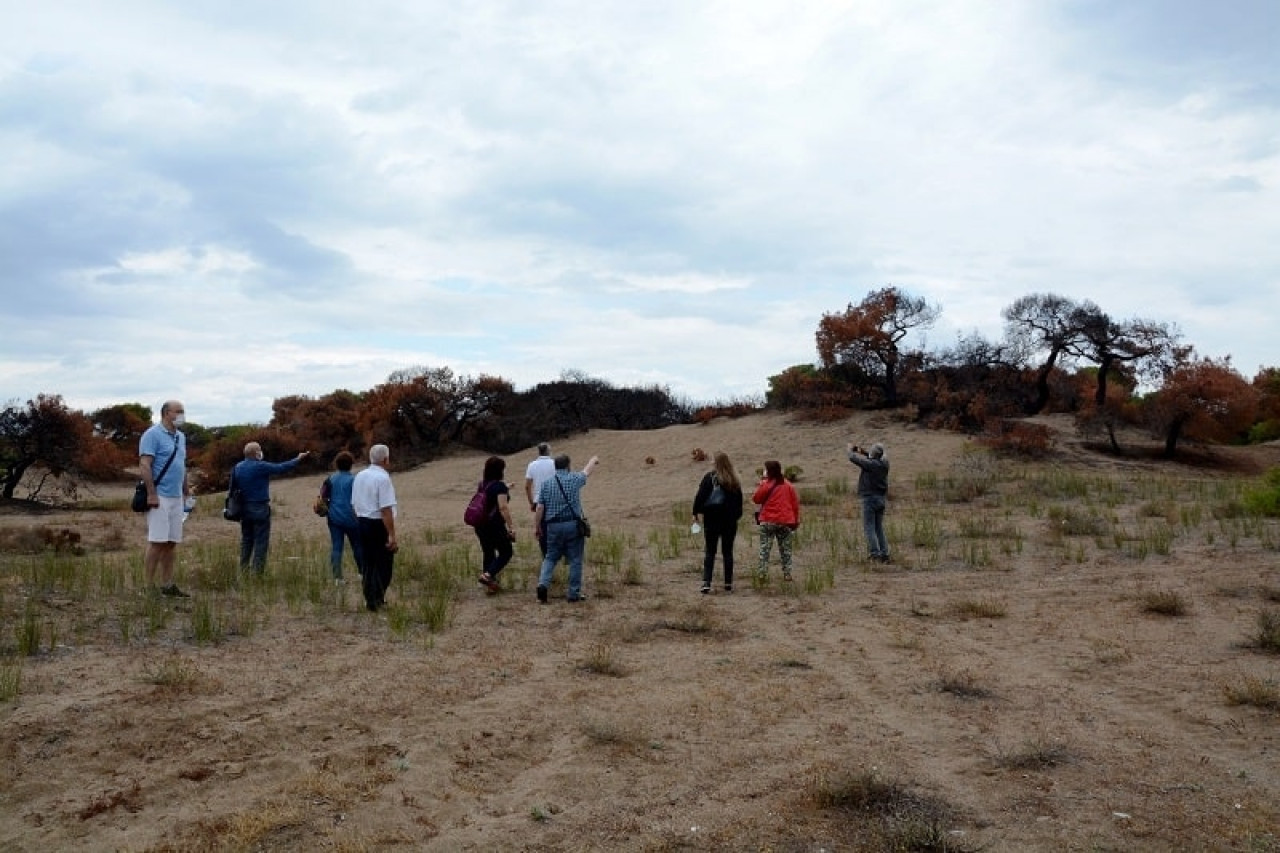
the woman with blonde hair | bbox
[692,451,745,593]
[752,460,801,582]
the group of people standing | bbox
[139,399,892,609]
[688,456,806,590]
[229,440,400,612]
[685,445,890,593]
[472,441,891,600]
[137,402,400,612]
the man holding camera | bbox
[847,442,890,563]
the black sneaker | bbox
[566,594,587,603]
[701,585,711,594]
[161,584,190,598]
[536,585,548,604]
[724,585,733,593]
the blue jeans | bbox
[328,521,364,579]
[861,495,888,559]
[538,519,585,599]
[239,501,272,573]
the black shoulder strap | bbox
[153,431,180,485]
[555,476,582,521]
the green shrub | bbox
[1248,419,1280,445]
[1242,468,1280,518]
[0,657,21,701]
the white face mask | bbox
[172,414,186,427]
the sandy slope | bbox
[1,411,1278,851]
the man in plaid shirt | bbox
[534,453,600,603]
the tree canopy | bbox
[815,286,940,406]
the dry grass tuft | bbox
[949,598,1007,620]
[581,716,647,749]
[140,654,205,693]
[653,605,721,635]
[1249,609,1280,654]
[579,642,626,676]
[805,765,974,851]
[1090,638,1133,665]
[1141,588,1190,617]
[933,667,993,699]
[1222,675,1280,711]
[992,735,1074,771]
[191,800,307,850]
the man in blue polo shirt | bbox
[139,400,190,597]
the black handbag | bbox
[133,432,179,512]
[704,474,726,508]
[555,477,591,538]
[222,470,244,522]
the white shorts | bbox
[147,496,184,543]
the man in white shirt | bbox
[353,444,398,611]
[524,442,555,556]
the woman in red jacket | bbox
[751,460,801,582]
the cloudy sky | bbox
[2,1,1276,426]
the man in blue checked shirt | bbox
[534,453,599,603]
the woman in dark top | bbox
[476,456,516,594]
[691,451,745,594]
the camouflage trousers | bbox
[756,522,794,579]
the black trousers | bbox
[358,517,395,610]
[702,518,738,587]
[476,524,514,578]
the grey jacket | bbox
[848,452,889,498]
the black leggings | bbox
[476,524,514,578]
[702,519,738,586]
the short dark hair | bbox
[554,454,571,470]
[335,451,354,472]
[764,460,784,482]
[538,442,550,455]
[483,456,506,481]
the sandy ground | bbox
[1,411,1279,851]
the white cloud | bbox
[1,1,1276,425]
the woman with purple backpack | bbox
[471,456,516,594]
